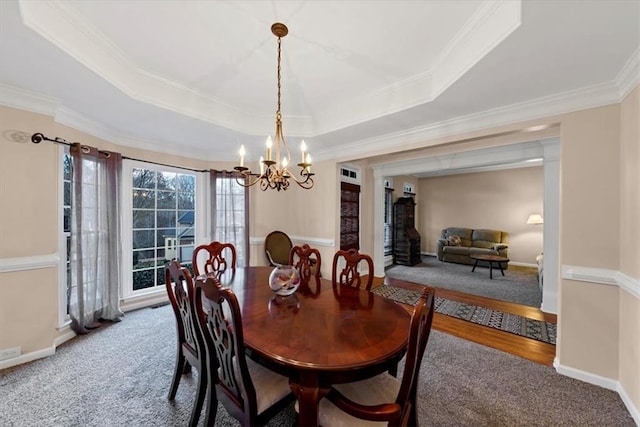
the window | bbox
[124,162,199,294]
[212,174,248,267]
[384,187,394,256]
[59,149,72,323]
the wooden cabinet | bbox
[393,197,421,266]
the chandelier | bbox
[234,23,314,191]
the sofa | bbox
[436,227,509,267]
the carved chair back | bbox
[192,241,237,277]
[331,249,374,291]
[289,243,322,281]
[165,260,207,426]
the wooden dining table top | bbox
[197,265,411,426]
[199,265,411,371]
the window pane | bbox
[178,245,194,264]
[133,210,154,229]
[133,190,155,209]
[133,249,155,269]
[133,168,155,189]
[157,172,176,190]
[177,174,195,192]
[178,191,195,209]
[133,230,155,249]
[157,191,175,209]
[63,207,71,233]
[157,210,176,228]
[156,267,166,286]
[133,269,155,290]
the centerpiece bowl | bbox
[269,265,301,296]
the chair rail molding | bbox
[562,265,640,299]
[0,254,60,273]
[250,236,335,248]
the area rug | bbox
[373,285,557,345]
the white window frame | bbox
[121,160,206,300]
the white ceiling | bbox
[1,0,638,163]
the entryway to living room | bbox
[368,137,561,366]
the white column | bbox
[373,168,386,276]
[541,137,560,314]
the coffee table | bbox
[470,254,509,279]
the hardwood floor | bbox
[372,276,557,367]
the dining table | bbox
[197,266,411,427]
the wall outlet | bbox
[0,347,21,361]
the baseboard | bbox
[618,382,640,426]
[0,346,55,370]
[1,294,169,371]
[554,358,639,425]
[121,293,169,313]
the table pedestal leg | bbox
[489,262,493,279]
[290,373,330,427]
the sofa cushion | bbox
[472,229,503,243]
[442,246,470,255]
[469,247,499,256]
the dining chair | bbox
[317,287,436,427]
[264,230,293,266]
[195,282,295,426]
[332,248,375,291]
[192,241,237,277]
[165,260,208,427]
[289,243,322,280]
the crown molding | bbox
[616,46,640,100]
[0,84,220,161]
[0,83,59,115]
[316,80,621,161]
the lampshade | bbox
[526,214,544,225]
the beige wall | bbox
[417,167,543,264]
[618,86,640,414]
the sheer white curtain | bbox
[69,143,124,334]
[210,171,249,267]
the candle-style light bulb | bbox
[239,145,246,167]
[300,140,307,163]
[259,156,264,175]
[266,136,273,161]
[282,156,289,168]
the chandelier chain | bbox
[277,36,282,115]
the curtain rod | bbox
[31,132,236,174]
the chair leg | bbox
[189,367,207,427]
[168,350,186,400]
[203,376,218,427]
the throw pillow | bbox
[446,233,461,246]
